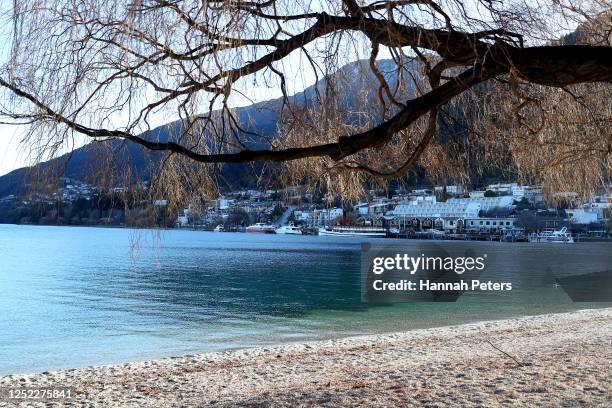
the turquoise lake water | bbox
[0,224,609,374]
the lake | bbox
[0,224,609,374]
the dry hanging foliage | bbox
[0,0,610,208]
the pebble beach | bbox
[1,308,610,407]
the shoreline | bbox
[4,224,612,244]
[1,308,610,406]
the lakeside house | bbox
[294,207,343,227]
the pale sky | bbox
[0,124,23,176]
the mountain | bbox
[0,58,416,197]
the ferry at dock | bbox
[318,226,388,237]
[246,223,277,234]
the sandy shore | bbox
[1,308,611,407]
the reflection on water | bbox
[0,225,609,374]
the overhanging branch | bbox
[1,3,611,168]
[0,63,502,163]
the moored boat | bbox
[318,226,387,237]
[528,227,574,243]
[275,223,302,235]
[213,224,225,232]
[246,223,277,234]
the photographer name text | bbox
[372,279,512,291]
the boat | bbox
[246,223,277,234]
[528,227,574,243]
[318,226,387,237]
[213,224,225,232]
[275,223,302,235]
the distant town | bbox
[174,183,611,242]
[2,178,610,242]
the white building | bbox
[588,192,612,215]
[355,202,369,216]
[486,183,517,195]
[294,208,343,227]
[566,209,599,224]
[216,198,234,210]
[387,194,520,232]
[484,183,540,200]
[362,198,394,217]
[511,186,526,199]
[176,207,191,227]
[434,185,465,195]
[410,188,434,197]
[465,217,516,232]
[523,186,544,203]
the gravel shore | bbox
[1,308,611,407]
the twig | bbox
[485,339,525,367]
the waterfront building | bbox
[565,209,599,224]
[464,217,516,232]
[293,207,343,227]
[388,199,481,231]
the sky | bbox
[0,124,24,176]
[0,1,19,176]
